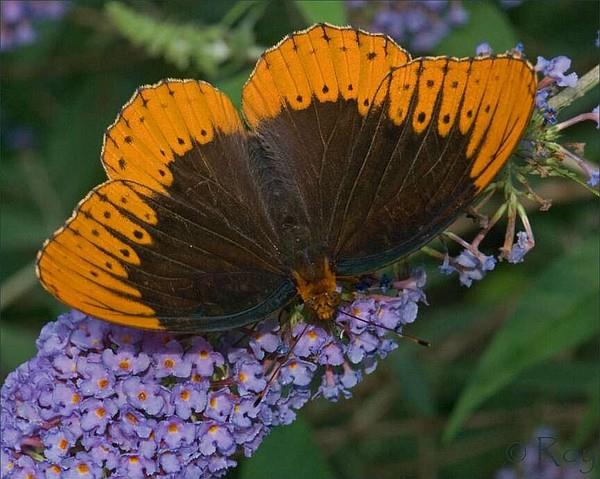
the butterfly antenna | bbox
[253,323,309,407]
[338,309,430,347]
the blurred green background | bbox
[1,1,598,478]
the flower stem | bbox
[555,111,599,131]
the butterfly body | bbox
[37,24,536,332]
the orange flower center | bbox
[137,391,147,401]
[179,390,190,401]
[168,423,179,433]
[163,358,175,368]
[208,425,219,434]
[97,378,109,389]
[58,438,68,450]
[95,408,106,418]
[77,463,90,473]
[199,351,209,359]
[118,359,130,370]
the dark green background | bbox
[1,1,598,478]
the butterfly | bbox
[36,24,537,332]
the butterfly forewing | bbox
[334,56,537,272]
[242,24,411,269]
[243,26,536,275]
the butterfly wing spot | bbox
[437,60,469,137]
[118,158,126,170]
[417,112,426,123]
[367,51,377,60]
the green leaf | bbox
[240,416,335,479]
[294,1,347,26]
[572,384,599,448]
[389,351,436,417]
[435,1,517,57]
[0,322,37,379]
[444,238,600,442]
[1,208,46,250]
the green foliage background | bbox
[1,1,598,478]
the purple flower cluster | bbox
[506,231,534,264]
[1,0,68,52]
[440,249,497,287]
[347,0,469,53]
[0,274,426,478]
[534,56,579,124]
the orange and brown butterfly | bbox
[36,24,537,333]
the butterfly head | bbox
[292,258,340,321]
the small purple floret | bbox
[535,55,578,87]
[440,249,496,287]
